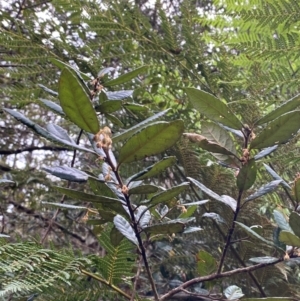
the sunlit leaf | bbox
[250,111,300,149]
[58,67,99,133]
[42,202,88,210]
[249,257,279,264]
[196,250,217,276]
[256,94,300,125]
[279,230,300,247]
[185,88,242,129]
[39,99,64,115]
[118,120,184,164]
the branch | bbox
[0,146,71,155]
[160,258,284,301]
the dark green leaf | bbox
[146,182,189,206]
[128,156,176,182]
[254,146,278,160]
[244,180,282,202]
[129,184,159,195]
[256,94,300,125]
[279,230,300,247]
[143,222,185,235]
[113,215,138,246]
[196,250,217,276]
[96,100,122,113]
[59,67,99,133]
[110,225,124,247]
[88,177,117,199]
[224,285,244,300]
[105,66,148,86]
[289,212,300,237]
[237,159,257,191]
[250,111,300,149]
[113,109,170,143]
[118,120,184,164]
[106,90,133,100]
[53,186,128,216]
[263,164,291,189]
[185,88,242,129]
[249,257,279,264]
[273,210,292,232]
[43,166,89,182]
[294,177,300,202]
[235,222,275,247]
[39,99,65,115]
[104,113,124,127]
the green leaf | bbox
[113,109,171,143]
[118,120,184,165]
[196,250,217,276]
[224,285,244,300]
[88,177,117,199]
[128,156,177,182]
[43,166,89,182]
[58,67,99,134]
[235,222,275,247]
[250,111,300,149]
[129,184,159,195]
[104,66,148,86]
[256,94,300,125]
[110,226,124,247]
[254,145,278,160]
[145,182,189,206]
[236,159,257,191]
[289,212,300,237]
[184,133,237,157]
[113,215,138,246]
[96,100,122,113]
[185,88,242,129]
[293,177,300,202]
[143,221,185,235]
[279,230,300,247]
[53,186,127,217]
[244,180,282,202]
[123,103,149,112]
[263,164,291,189]
[179,205,197,218]
[273,210,293,232]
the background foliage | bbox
[1,0,300,300]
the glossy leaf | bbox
[146,182,189,206]
[249,257,278,264]
[202,212,225,224]
[135,205,151,228]
[273,210,292,232]
[196,250,217,276]
[106,90,133,100]
[220,195,237,212]
[244,180,282,202]
[38,84,58,96]
[235,222,274,247]
[183,133,237,157]
[289,212,300,237]
[0,179,15,186]
[256,94,300,125]
[263,164,291,189]
[279,230,300,247]
[254,145,278,160]
[43,166,89,182]
[0,234,10,238]
[118,120,184,164]
[59,67,99,133]
[224,285,244,300]
[237,159,257,191]
[183,200,209,206]
[128,156,177,182]
[54,186,128,216]
[113,215,138,246]
[143,221,185,235]
[113,109,170,143]
[39,99,64,115]
[250,111,300,149]
[129,184,159,195]
[42,202,88,210]
[104,113,124,127]
[123,103,149,112]
[185,88,242,129]
[105,65,148,86]
[183,227,203,233]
